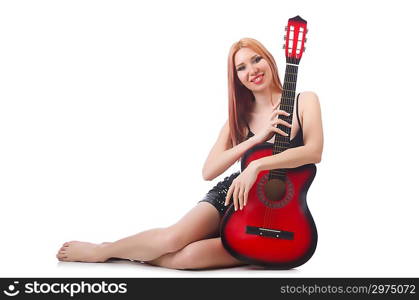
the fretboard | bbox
[269,63,299,180]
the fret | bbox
[282,94,295,98]
[280,103,293,107]
[273,140,289,144]
[280,96,295,101]
[270,171,285,177]
[274,139,290,144]
[270,169,285,175]
[273,143,290,148]
[268,169,286,180]
[280,101,294,106]
[283,89,296,93]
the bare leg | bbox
[147,237,247,270]
[56,202,220,263]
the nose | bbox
[248,65,259,79]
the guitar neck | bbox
[269,63,299,180]
[269,15,307,180]
[273,63,299,155]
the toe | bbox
[57,253,67,261]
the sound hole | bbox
[264,179,286,201]
[257,173,294,209]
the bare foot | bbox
[56,241,110,263]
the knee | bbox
[169,246,201,270]
[160,227,188,254]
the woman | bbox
[56,38,324,270]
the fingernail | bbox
[235,207,237,211]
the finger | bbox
[270,110,291,121]
[274,118,292,128]
[278,110,291,117]
[244,186,249,207]
[272,126,289,137]
[270,109,279,119]
[233,183,240,211]
[225,184,233,206]
[238,184,245,210]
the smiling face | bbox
[234,47,273,92]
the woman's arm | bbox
[202,121,259,181]
[252,91,324,172]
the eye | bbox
[254,56,262,63]
[236,66,245,72]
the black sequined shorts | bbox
[197,172,240,216]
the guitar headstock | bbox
[283,15,308,64]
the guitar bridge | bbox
[246,226,294,240]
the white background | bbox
[1,0,418,277]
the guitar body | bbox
[220,143,318,268]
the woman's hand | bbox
[252,108,292,144]
[225,161,260,211]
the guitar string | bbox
[268,65,297,228]
[267,63,298,229]
[263,91,275,228]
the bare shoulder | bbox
[297,91,323,160]
[298,91,321,122]
[299,91,320,111]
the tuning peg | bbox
[306,29,309,34]
[303,47,306,52]
[304,38,307,43]
[284,35,286,40]
[283,44,285,49]
[285,26,288,31]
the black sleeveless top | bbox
[245,93,304,148]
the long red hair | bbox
[227,38,283,146]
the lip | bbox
[251,73,264,85]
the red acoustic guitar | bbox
[220,15,317,268]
